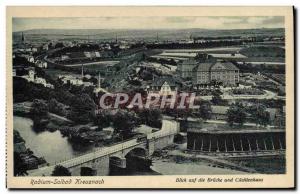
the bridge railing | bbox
[52,125,179,166]
[50,138,141,165]
[50,138,143,168]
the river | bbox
[14,116,245,175]
[13,116,91,164]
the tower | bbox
[28,68,35,82]
[21,32,25,42]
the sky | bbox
[12,16,284,32]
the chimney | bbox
[81,64,84,79]
[21,32,25,42]
[98,72,101,88]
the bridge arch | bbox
[125,147,148,158]
[124,147,150,171]
[80,166,96,176]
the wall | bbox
[148,134,175,155]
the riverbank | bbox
[150,144,285,175]
[151,152,246,175]
[13,130,47,174]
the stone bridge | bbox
[29,119,179,176]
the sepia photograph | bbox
[6,6,294,189]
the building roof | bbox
[213,61,239,71]
[181,58,198,65]
[151,76,176,87]
[211,61,239,71]
[193,62,214,72]
[192,61,239,72]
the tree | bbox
[249,104,270,127]
[51,165,71,176]
[199,102,212,121]
[30,99,49,118]
[211,90,223,105]
[112,110,139,139]
[94,110,111,131]
[48,98,66,116]
[138,108,162,128]
[68,94,96,124]
[54,42,64,49]
[14,152,28,176]
[226,103,247,126]
[13,130,25,144]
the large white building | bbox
[192,61,239,87]
[177,54,239,87]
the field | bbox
[240,46,285,58]
[161,47,243,53]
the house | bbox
[21,68,54,88]
[21,68,35,82]
[69,78,83,86]
[24,55,35,63]
[59,75,93,87]
[83,82,94,87]
[34,77,54,88]
[35,60,47,68]
[42,44,49,51]
[149,76,178,96]
[31,47,38,53]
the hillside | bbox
[13,28,284,41]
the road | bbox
[64,60,119,67]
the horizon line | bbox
[14,27,284,33]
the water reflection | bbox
[13,116,91,164]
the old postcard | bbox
[6,6,294,189]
